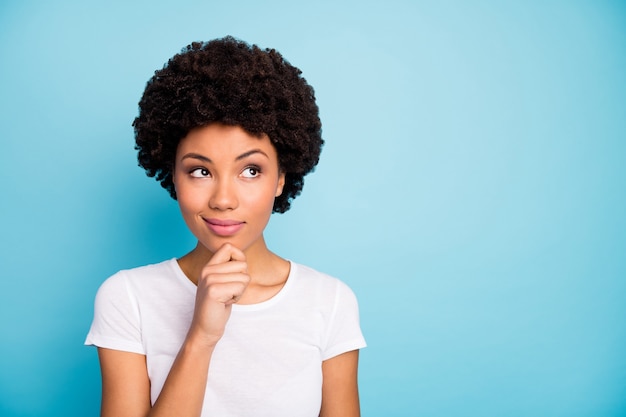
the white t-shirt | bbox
[85,259,366,417]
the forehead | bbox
[177,124,277,159]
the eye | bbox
[241,166,261,178]
[190,167,210,178]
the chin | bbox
[200,237,250,254]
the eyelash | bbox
[188,166,262,178]
[242,165,262,178]
[189,167,210,178]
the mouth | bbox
[204,218,245,236]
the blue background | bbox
[1,1,625,416]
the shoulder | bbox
[289,262,359,302]
[106,258,178,282]
[291,262,340,285]
[96,259,181,298]
[289,263,367,358]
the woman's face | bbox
[173,123,285,255]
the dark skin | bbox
[98,124,361,417]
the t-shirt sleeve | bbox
[84,271,145,354]
[321,280,367,360]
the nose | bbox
[209,178,238,210]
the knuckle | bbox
[201,263,216,275]
[206,285,223,299]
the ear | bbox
[171,172,177,193]
[170,162,177,189]
[275,172,286,197]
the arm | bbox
[319,350,361,417]
[98,348,151,417]
[98,334,216,417]
[98,244,249,417]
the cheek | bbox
[240,185,278,216]
[175,185,205,213]
[242,187,274,209]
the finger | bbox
[201,260,248,278]
[201,272,250,288]
[208,243,246,265]
[207,281,248,304]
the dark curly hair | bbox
[133,36,323,213]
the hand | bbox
[187,243,250,347]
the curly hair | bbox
[133,36,323,213]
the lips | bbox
[204,218,245,236]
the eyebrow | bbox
[180,149,269,163]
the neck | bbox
[178,236,285,285]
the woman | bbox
[85,36,366,417]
